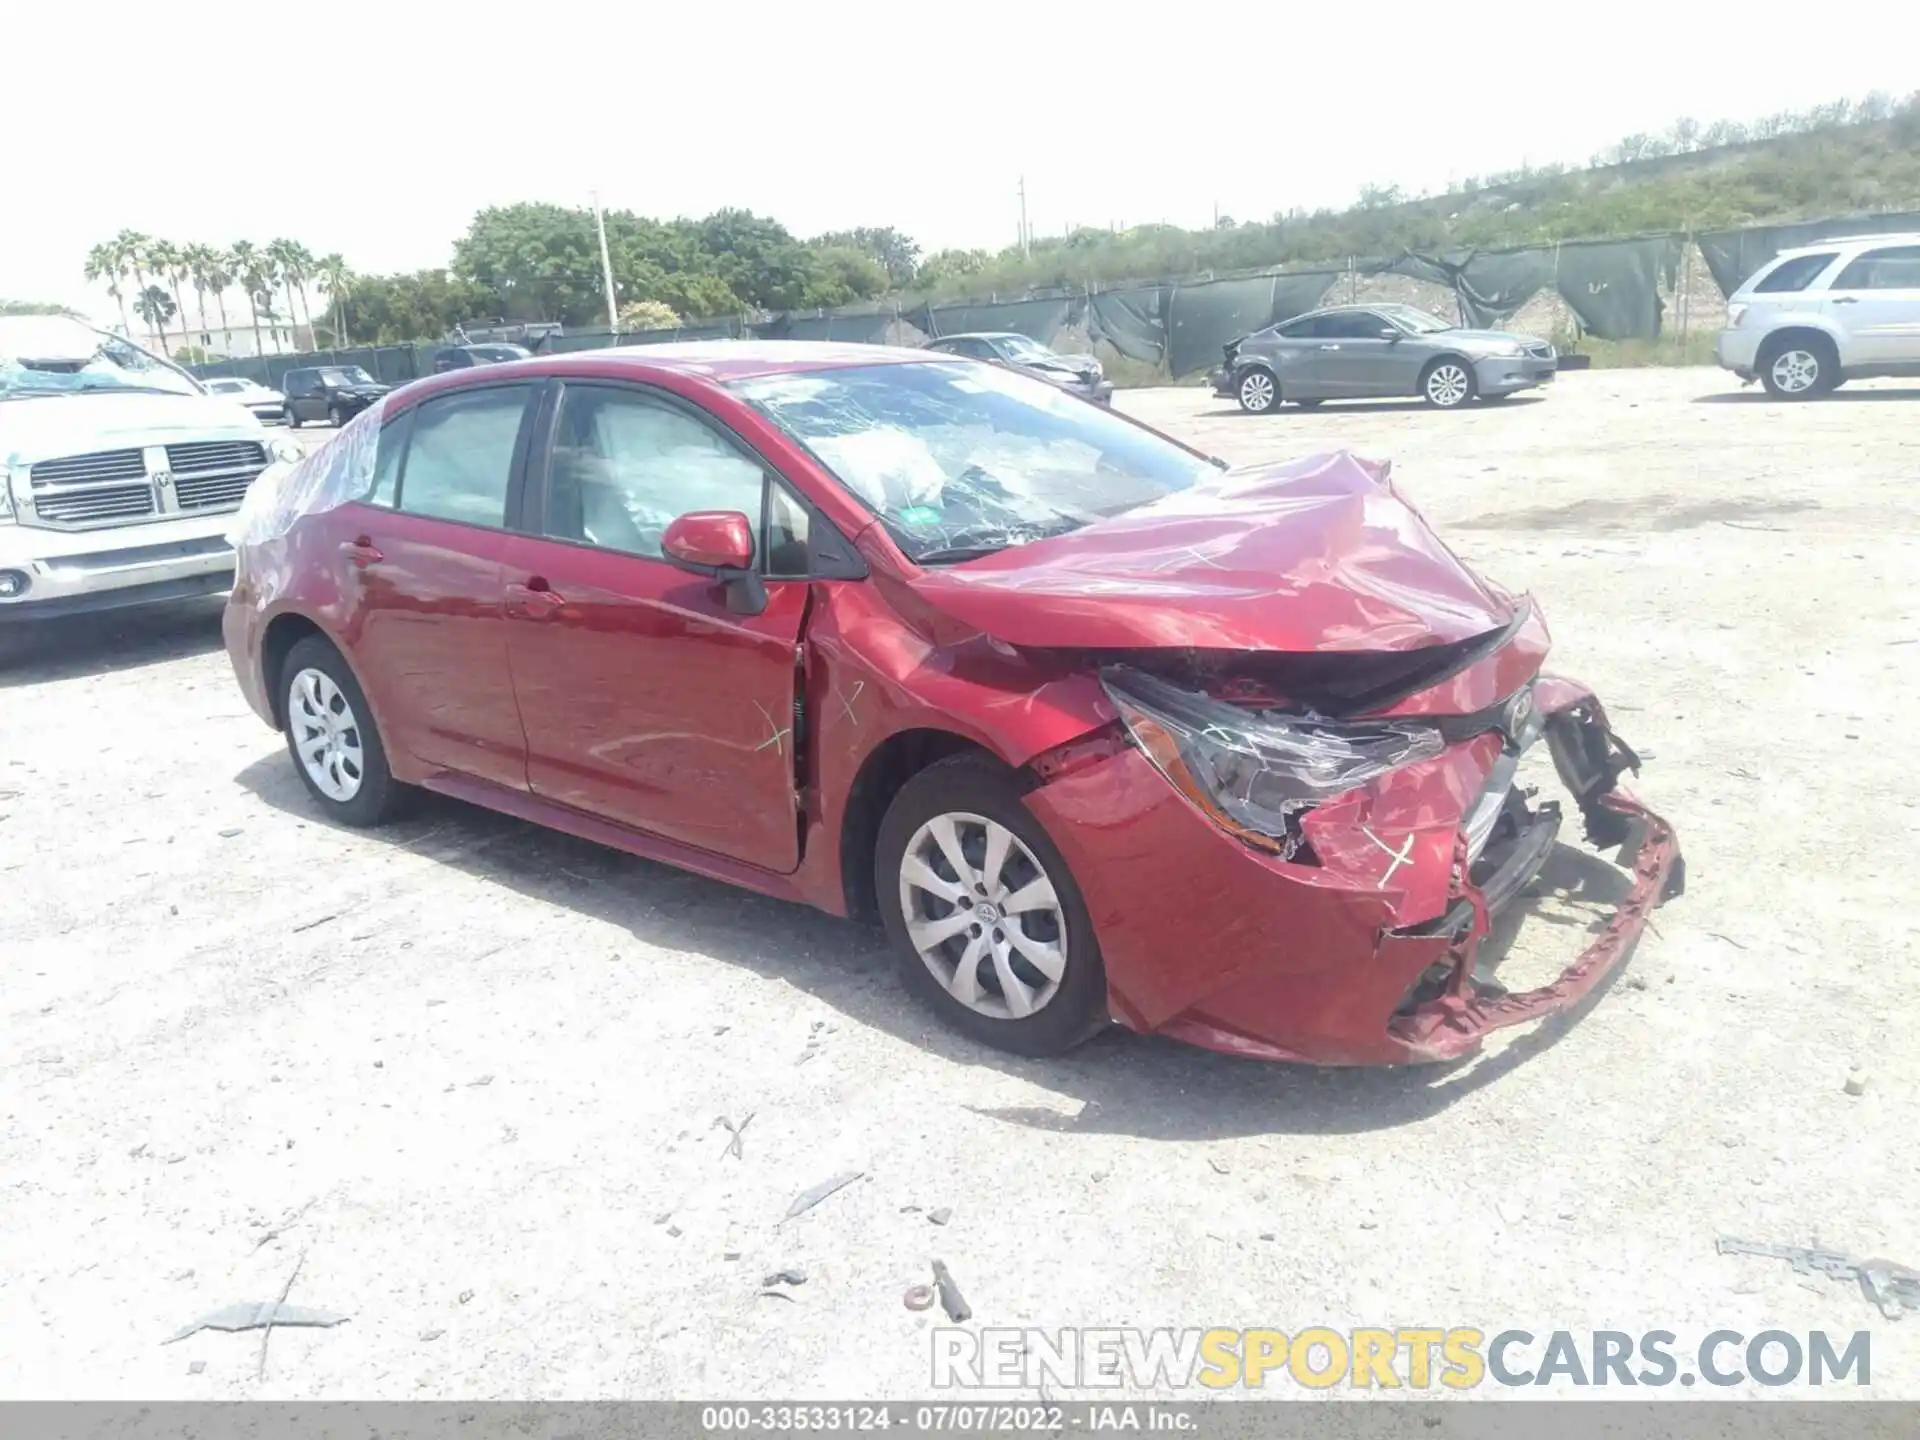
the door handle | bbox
[1831,296,1859,305]
[506,579,568,618]
[1317,344,1341,350]
[339,538,383,566]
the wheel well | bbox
[1759,327,1837,361]
[260,614,327,729]
[839,728,999,922]
[1419,353,1473,381]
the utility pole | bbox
[592,189,619,333]
[1018,176,1030,258]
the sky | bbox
[13,1,1920,322]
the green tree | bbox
[112,231,157,345]
[146,240,192,351]
[0,299,76,316]
[315,253,354,346]
[228,242,270,357]
[132,285,175,338]
[617,299,681,332]
[812,226,920,287]
[83,242,131,337]
[266,239,311,351]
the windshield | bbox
[1377,305,1455,334]
[320,367,377,386]
[998,335,1056,363]
[0,317,204,401]
[472,346,528,361]
[734,361,1214,563]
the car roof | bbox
[930,332,1029,343]
[1778,232,1920,256]
[486,340,939,382]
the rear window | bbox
[1753,253,1837,293]
[1833,245,1920,290]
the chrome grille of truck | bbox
[28,449,157,526]
[167,440,267,512]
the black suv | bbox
[431,343,532,374]
[281,366,391,428]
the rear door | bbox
[331,383,539,791]
[1821,244,1920,366]
[500,380,813,872]
[285,371,319,422]
[1257,314,1333,397]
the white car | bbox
[1,317,301,621]
[1716,232,1920,397]
[204,375,287,424]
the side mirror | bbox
[1377,327,1400,341]
[661,510,766,616]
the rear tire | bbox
[876,754,1108,1057]
[1235,367,1280,414]
[1758,334,1837,399]
[280,635,410,827]
[1422,357,1476,408]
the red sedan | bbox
[224,343,1682,1066]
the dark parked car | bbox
[1210,304,1557,412]
[225,343,1680,1067]
[924,332,1114,405]
[432,343,533,374]
[281,366,391,428]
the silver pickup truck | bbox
[1,316,301,622]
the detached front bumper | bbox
[1026,679,1682,1066]
[0,511,237,622]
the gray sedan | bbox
[1209,304,1557,412]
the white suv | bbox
[1717,233,1920,398]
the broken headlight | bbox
[1102,666,1446,857]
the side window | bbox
[394,387,530,528]
[1754,253,1837,293]
[948,338,992,359]
[1833,245,1920,290]
[366,411,410,508]
[1319,312,1389,339]
[765,483,812,577]
[543,386,765,562]
[1273,314,1322,339]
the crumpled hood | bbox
[903,450,1516,653]
[1,391,263,467]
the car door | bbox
[1253,314,1331,397]
[285,371,318,422]
[1302,311,1406,395]
[500,380,812,873]
[332,382,539,792]
[1821,245,1920,366]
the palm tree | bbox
[204,249,236,352]
[132,286,176,347]
[315,253,354,347]
[229,242,269,357]
[112,230,156,345]
[147,240,191,353]
[84,242,131,338]
[266,239,308,352]
[181,244,219,352]
[286,241,319,350]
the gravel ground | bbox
[4,367,1917,1401]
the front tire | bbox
[285,409,301,430]
[876,755,1108,1056]
[1235,367,1280,414]
[280,635,408,827]
[1423,358,1476,408]
[1759,335,1837,399]
[328,403,347,427]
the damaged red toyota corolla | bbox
[223,343,1683,1065]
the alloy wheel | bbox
[898,811,1067,1021]
[1769,348,1821,395]
[1427,363,1471,407]
[288,666,365,802]
[1238,371,1276,412]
